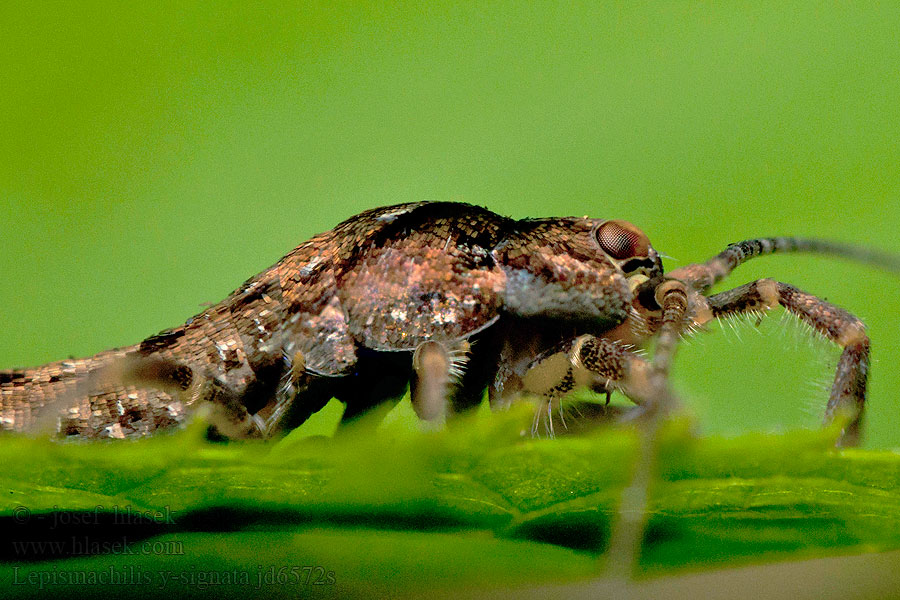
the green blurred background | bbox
[2,2,899,446]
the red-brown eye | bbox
[595,220,649,259]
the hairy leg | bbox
[489,331,662,438]
[706,278,869,446]
[410,336,498,422]
[410,341,456,421]
[605,279,689,578]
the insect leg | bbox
[113,355,264,440]
[411,341,452,421]
[250,350,335,437]
[606,278,689,579]
[410,340,472,422]
[190,377,264,439]
[706,278,869,446]
[501,335,653,413]
[505,282,689,416]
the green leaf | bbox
[3,407,900,597]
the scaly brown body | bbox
[1,202,890,444]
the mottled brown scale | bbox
[494,219,632,324]
[0,202,893,447]
[335,203,510,350]
[0,347,185,438]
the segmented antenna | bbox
[671,237,900,292]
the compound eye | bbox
[595,220,649,260]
